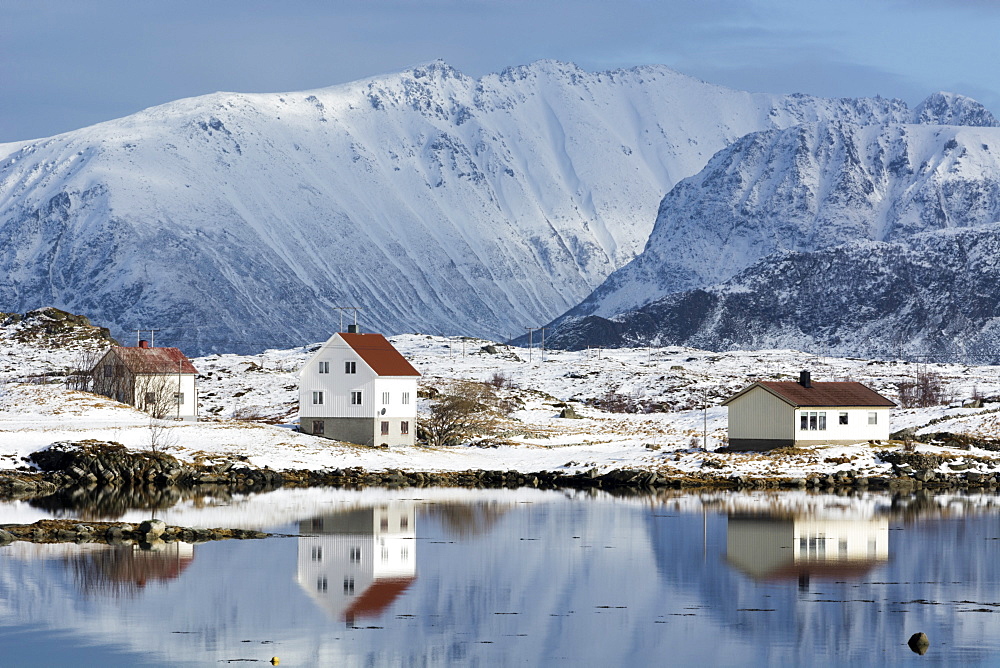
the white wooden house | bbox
[721,371,894,450]
[90,341,199,420]
[299,329,420,446]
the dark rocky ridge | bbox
[544,226,1000,361]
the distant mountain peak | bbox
[913,91,999,127]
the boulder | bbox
[907,632,930,655]
[559,406,581,419]
[139,519,167,538]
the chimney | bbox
[138,340,150,349]
[799,370,811,388]
[347,324,358,334]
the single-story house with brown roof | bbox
[91,340,199,420]
[299,326,420,447]
[721,371,895,450]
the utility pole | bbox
[703,388,709,452]
[525,327,536,363]
[539,327,547,362]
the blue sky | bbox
[2,0,998,142]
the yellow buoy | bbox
[270,658,280,666]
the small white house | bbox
[90,341,199,420]
[721,371,895,450]
[299,329,420,446]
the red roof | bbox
[724,381,895,407]
[339,333,420,377]
[110,346,198,375]
[343,577,416,621]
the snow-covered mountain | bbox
[556,119,1000,322]
[546,224,1000,361]
[0,60,956,354]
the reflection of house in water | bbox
[726,514,889,586]
[297,503,416,625]
[67,542,195,597]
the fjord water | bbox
[0,488,998,666]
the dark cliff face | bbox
[550,226,1000,362]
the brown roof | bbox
[343,577,416,621]
[340,333,420,377]
[109,346,198,375]
[724,381,895,407]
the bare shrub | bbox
[897,371,945,408]
[488,371,515,389]
[231,405,269,422]
[420,381,501,447]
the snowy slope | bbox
[550,224,1000,360]
[555,120,1000,324]
[0,60,948,354]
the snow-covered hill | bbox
[0,60,969,354]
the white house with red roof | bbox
[90,340,199,420]
[299,327,420,446]
[721,371,895,450]
[296,503,416,625]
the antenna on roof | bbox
[333,307,363,333]
[135,328,161,347]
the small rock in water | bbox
[139,519,167,538]
[908,632,930,655]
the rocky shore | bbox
[0,439,998,511]
[0,517,268,546]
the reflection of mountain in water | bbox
[297,503,416,625]
[726,515,889,585]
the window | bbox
[345,361,356,374]
[317,576,328,592]
[380,516,389,531]
[311,546,323,562]
[802,411,826,431]
[400,516,408,530]
[173,392,184,405]
[343,577,354,595]
[351,391,362,405]
[402,391,410,405]
[312,391,324,405]
[318,361,329,374]
[381,421,389,435]
[104,366,114,378]
[145,392,156,404]
[349,546,361,563]
[400,421,409,435]
[312,420,325,435]
[868,411,878,425]
[382,391,390,404]
[839,412,849,425]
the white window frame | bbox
[402,391,410,405]
[382,391,390,404]
[173,392,184,405]
[351,391,362,405]
[800,411,826,431]
[868,411,878,425]
[345,361,356,374]
[312,391,324,405]
[318,361,329,374]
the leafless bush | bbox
[487,371,515,389]
[897,371,945,408]
[231,405,269,421]
[420,381,502,446]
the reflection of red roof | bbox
[344,577,416,621]
[108,346,198,375]
[340,333,420,377]
[724,382,895,408]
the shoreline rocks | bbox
[0,518,268,545]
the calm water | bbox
[0,487,998,667]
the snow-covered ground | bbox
[3,320,1000,479]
